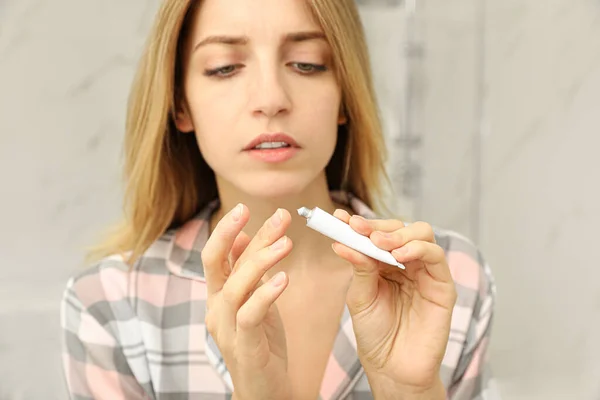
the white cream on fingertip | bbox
[297,206,406,269]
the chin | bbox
[233,173,315,199]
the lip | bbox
[243,133,300,151]
[245,146,299,163]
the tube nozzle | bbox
[297,207,312,218]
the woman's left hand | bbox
[331,210,457,399]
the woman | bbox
[60,0,498,399]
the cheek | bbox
[185,86,244,166]
[299,85,341,147]
[189,91,239,133]
[189,112,230,172]
[296,77,341,122]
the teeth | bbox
[254,141,290,149]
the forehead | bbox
[192,0,322,37]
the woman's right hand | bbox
[201,204,293,400]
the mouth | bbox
[242,133,300,163]
[243,133,300,151]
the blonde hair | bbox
[89,0,390,265]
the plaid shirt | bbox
[61,191,499,399]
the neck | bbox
[210,174,353,277]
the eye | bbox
[291,62,328,74]
[203,64,241,78]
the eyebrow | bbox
[192,31,327,52]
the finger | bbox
[331,242,380,316]
[237,208,291,266]
[222,236,292,311]
[201,203,248,296]
[370,221,436,251]
[392,240,452,282]
[333,208,351,223]
[236,271,289,349]
[229,231,251,270]
[348,215,405,237]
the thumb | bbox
[332,242,380,315]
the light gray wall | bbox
[1,0,598,399]
[0,1,159,398]
[362,1,600,399]
[481,2,600,398]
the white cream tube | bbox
[297,207,405,269]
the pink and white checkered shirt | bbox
[61,191,499,399]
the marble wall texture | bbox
[1,0,598,399]
[365,1,600,398]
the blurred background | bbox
[1,0,599,398]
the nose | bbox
[250,65,292,119]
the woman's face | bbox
[176,0,344,199]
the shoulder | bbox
[433,227,496,353]
[63,254,132,313]
[433,227,496,300]
[61,231,178,325]
[433,228,500,394]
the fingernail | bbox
[393,247,409,257]
[271,209,282,227]
[271,236,287,251]
[232,204,243,222]
[352,215,365,221]
[271,271,286,287]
